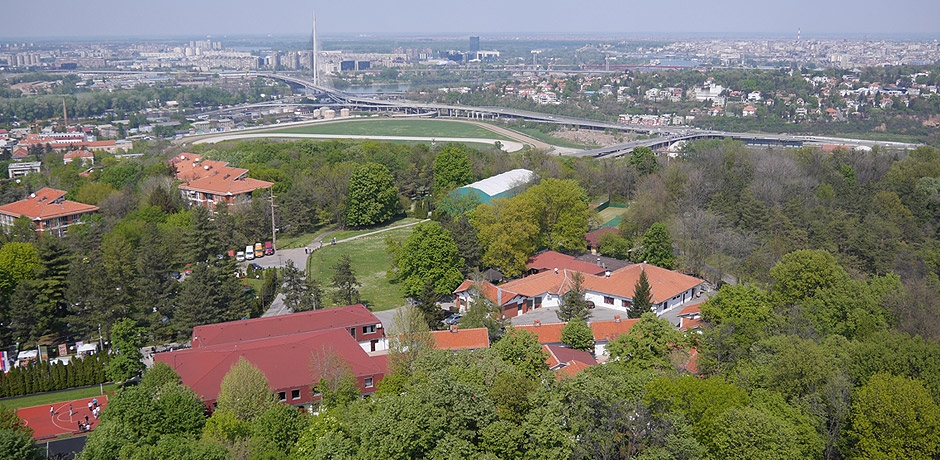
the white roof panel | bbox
[463,168,534,198]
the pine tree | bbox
[630,269,653,318]
[331,254,361,306]
[557,272,592,322]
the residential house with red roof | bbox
[0,188,98,236]
[543,345,597,379]
[590,316,639,358]
[455,260,704,319]
[156,328,384,412]
[170,153,273,211]
[431,326,490,351]
[191,304,387,353]
[516,321,566,345]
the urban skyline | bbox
[3,0,939,39]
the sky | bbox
[3,0,939,40]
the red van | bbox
[264,241,274,256]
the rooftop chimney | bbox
[605,270,611,278]
[554,268,558,274]
[534,319,541,327]
[450,325,458,333]
[614,315,621,323]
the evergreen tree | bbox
[183,206,221,263]
[330,254,361,306]
[281,260,306,312]
[630,269,653,318]
[558,271,592,322]
[32,236,70,329]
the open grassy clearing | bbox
[596,205,627,226]
[306,226,413,312]
[267,118,512,141]
[1,384,119,411]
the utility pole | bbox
[269,187,277,251]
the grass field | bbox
[268,119,512,141]
[596,205,627,227]
[306,226,414,312]
[0,384,118,411]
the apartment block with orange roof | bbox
[0,188,98,236]
[169,153,273,211]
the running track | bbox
[16,396,108,440]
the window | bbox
[604,296,614,305]
[364,377,374,389]
[623,299,632,308]
[362,325,376,334]
[277,391,286,402]
[291,389,301,400]
[349,328,356,338]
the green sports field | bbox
[267,118,512,141]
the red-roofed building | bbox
[155,328,385,411]
[543,344,597,379]
[63,150,94,166]
[590,316,639,357]
[585,227,620,252]
[516,321,566,345]
[526,251,607,276]
[169,153,273,211]
[677,303,704,332]
[431,326,490,350]
[455,261,704,320]
[191,304,387,353]
[0,188,98,236]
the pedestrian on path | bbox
[69,405,73,417]
[50,406,54,416]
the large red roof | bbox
[543,344,597,368]
[527,251,607,276]
[171,153,272,196]
[191,304,381,347]
[156,329,383,403]
[0,188,98,221]
[516,322,566,344]
[589,318,639,341]
[581,263,703,304]
[431,327,490,350]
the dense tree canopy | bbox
[344,162,401,227]
[389,221,464,298]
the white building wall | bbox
[359,337,388,353]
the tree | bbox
[769,249,849,306]
[493,327,547,379]
[439,213,483,274]
[385,304,435,385]
[182,206,221,263]
[606,312,681,370]
[847,373,940,460]
[281,259,307,312]
[311,347,360,410]
[629,146,659,175]
[0,242,39,300]
[215,357,277,422]
[470,199,539,277]
[561,319,595,352]
[330,254,361,306]
[390,221,464,298]
[106,318,145,384]
[433,144,474,197]
[344,162,400,227]
[173,263,252,339]
[557,271,592,322]
[0,429,42,460]
[641,222,676,269]
[518,178,591,252]
[630,269,653,318]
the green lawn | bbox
[1,384,119,411]
[267,119,511,141]
[597,205,627,227]
[326,217,422,242]
[306,226,414,312]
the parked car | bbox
[264,241,274,256]
[236,251,245,262]
[254,242,264,259]
[443,314,462,325]
[245,245,254,260]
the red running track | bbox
[16,395,109,440]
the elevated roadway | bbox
[222,73,923,155]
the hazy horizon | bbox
[2,0,938,41]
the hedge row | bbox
[0,353,109,398]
